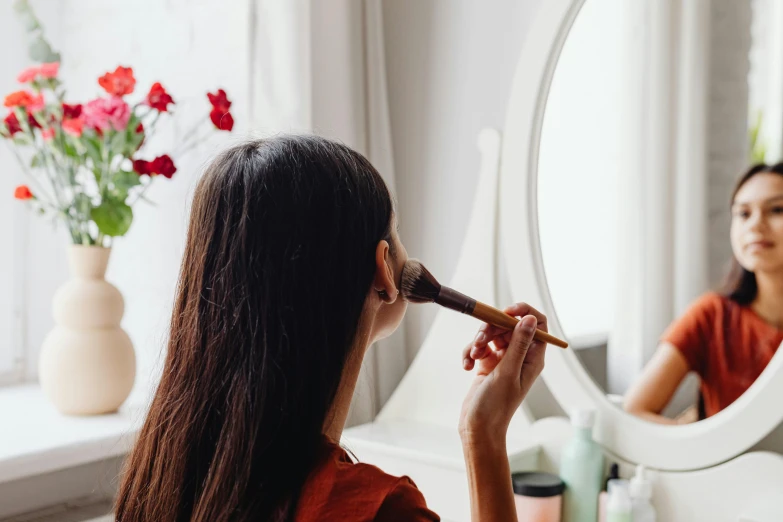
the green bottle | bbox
[559,410,604,522]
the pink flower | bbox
[62,117,84,137]
[27,94,45,113]
[39,62,59,79]
[82,97,131,132]
[42,127,55,141]
[17,66,40,83]
[16,63,60,83]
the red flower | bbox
[62,103,82,119]
[3,113,21,135]
[98,66,136,97]
[207,89,231,112]
[42,127,55,141]
[146,82,174,112]
[133,159,153,176]
[27,113,42,129]
[4,90,35,108]
[152,154,177,178]
[62,117,84,137]
[14,185,33,200]
[210,108,234,131]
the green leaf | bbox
[29,38,59,63]
[61,137,79,159]
[91,200,133,237]
[126,114,144,154]
[13,134,32,146]
[109,130,127,157]
[30,152,44,168]
[112,170,142,202]
[14,0,61,63]
[13,1,40,32]
[83,136,102,165]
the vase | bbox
[39,245,136,415]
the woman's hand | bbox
[623,342,691,425]
[458,303,548,522]
[458,303,548,443]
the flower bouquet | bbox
[2,0,236,415]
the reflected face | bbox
[731,173,783,274]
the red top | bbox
[662,292,783,417]
[294,439,440,521]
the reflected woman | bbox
[624,164,783,424]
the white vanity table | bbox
[344,1,783,520]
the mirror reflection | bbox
[538,0,783,424]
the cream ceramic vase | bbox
[39,245,136,415]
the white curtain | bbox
[250,0,407,425]
[608,0,710,397]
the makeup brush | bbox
[400,259,568,349]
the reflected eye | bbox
[772,206,783,214]
[733,209,751,219]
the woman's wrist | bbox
[460,426,508,457]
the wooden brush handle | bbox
[473,302,569,349]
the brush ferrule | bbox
[436,287,477,315]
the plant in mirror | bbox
[537,0,783,425]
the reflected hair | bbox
[114,135,394,522]
[722,162,783,304]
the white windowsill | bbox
[0,384,145,484]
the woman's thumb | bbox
[498,315,537,377]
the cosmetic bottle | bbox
[597,463,619,522]
[559,409,604,522]
[605,479,632,522]
[630,465,657,522]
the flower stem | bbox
[179,114,210,145]
[5,142,55,203]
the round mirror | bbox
[539,0,783,424]
[501,0,783,470]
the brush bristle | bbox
[400,259,441,303]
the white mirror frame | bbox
[500,0,783,471]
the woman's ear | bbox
[373,240,398,304]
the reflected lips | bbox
[746,240,774,251]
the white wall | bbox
[382,0,544,357]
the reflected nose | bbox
[747,210,766,232]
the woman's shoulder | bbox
[374,475,439,521]
[685,291,729,316]
[295,442,439,521]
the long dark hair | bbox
[723,162,783,304]
[114,135,394,522]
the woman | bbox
[114,135,548,521]
[624,163,783,424]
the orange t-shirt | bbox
[294,439,440,522]
[662,292,783,417]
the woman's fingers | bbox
[470,324,509,359]
[503,303,546,324]
[464,303,548,370]
[497,315,538,379]
[462,342,476,370]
